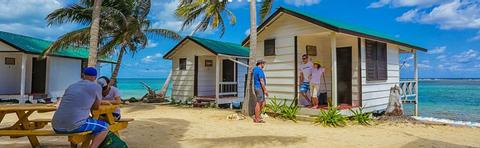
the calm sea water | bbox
[116,78,171,99]
[117,78,480,122]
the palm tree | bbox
[176,0,274,116]
[43,0,181,85]
[175,0,236,36]
[88,0,103,67]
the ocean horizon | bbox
[116,78,480,123]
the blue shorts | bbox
[299,82,310,93]
[55,118,109,136]
[254,88,265,102]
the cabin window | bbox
[4,57,15,65]
[179,58,187,70]
[365,39,387,81]
[264,39,276,56]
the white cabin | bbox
[163,36,249,105]
[242,7,427,114]
[0,31,115,101]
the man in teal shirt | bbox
[253,60,268,123]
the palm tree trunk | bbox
[242,0,257,116]
[110,47,125,86]
[87,0,103,67]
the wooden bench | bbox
[0,130,92,148]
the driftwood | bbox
[140,82,164,103]
[386,85,403,116]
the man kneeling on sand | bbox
[52,67,109,148]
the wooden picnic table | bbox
[0,104,56,147]
[0,104,132,148]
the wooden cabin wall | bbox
[360,39,401,112]
[254,14,329,100]
[170,41,213,100]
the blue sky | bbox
[1,0,479,78]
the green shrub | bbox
[279,99,299,122]
[264,97,299,122]
[265,97,282,114]
[349,107,372,125]
[315,104,347,127]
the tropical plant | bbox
[264,96,282,114]
[349,107,373,125]
[279,98,299,122]
[43,0,181,85]
[315,104,347,127]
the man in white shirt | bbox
[299,54,313,106]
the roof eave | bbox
[242,7,428,52]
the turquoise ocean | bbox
[117,78,480,123]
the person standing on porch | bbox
[310,61,327,109]
[253,60,268,123]
[52,67,109,148]
[299,54,313,106]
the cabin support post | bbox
[330,32,338,107]
[215,56,220,105]
[20,54,27,98]
[413,50,419,116]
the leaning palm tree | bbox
[43,0,181,85]
[176,0,274,116]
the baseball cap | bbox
[97,78,108,87]
[83,67,97,76]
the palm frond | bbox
[41,27,91,58]
[145,29,181,40]
[260,0,274,22]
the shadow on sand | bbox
[121,118,190,148]
[0,117,190,148]
[400,132,479,148]
[123,103,157,113]
[187,136,307,147]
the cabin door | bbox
[336,47,352,105]
[222,59,235,82]
[31,57,47,94]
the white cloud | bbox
[396,9,419,22]
[368,0,445,8]
[429,46,447,54]
[146,40,158,48]
[141,53,163,63]
[469,31,480,41]
[387,0,480,30]
[436,55,447,60]
[0,0,78,40]
[418,63,432,69]
[453,49,477,63]
[284,0,321,7]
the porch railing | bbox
[399,81,417,103]
[219,81,238,96]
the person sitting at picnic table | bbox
[52,67,108,148]
[97,76,122,121]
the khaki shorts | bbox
[310,83,320,97]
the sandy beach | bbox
[1,103,479,148]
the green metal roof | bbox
[0,31,116,63]
[164,36,250,58]
[243,7,427,52]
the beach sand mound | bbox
[1,103,479,148]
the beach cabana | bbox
[163,36,249,105]
[243,7,427,115]
[0,31,115,101]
